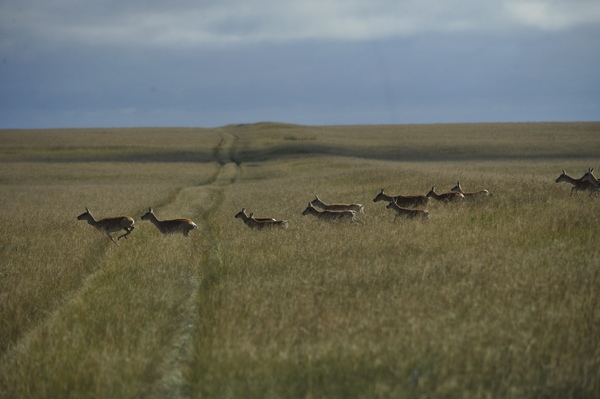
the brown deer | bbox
[556,170,598,197]
[450,181,492,198]
[234,209,288,229]
[302,202,359,223]
[77,208,135,245]
[372,188,429,208]
[386,199,429,220]
[426,187,465,203]
[311,195,364,213]
[140,208,197,236]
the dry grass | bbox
[0,123,599,399]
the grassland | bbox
[0,122,599,398]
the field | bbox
[0,122,599,398]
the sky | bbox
[1,0,599,128]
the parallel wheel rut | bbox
[150,130,240,397]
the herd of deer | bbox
[78,168,599,244]
[236,181,494,228]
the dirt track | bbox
[148,129,240,398]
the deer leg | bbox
[107,232,119,245]
[118,226,134,240]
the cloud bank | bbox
[3,0,600,49]
[1,1,599,128]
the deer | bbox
[234,208,277,223]
[77,207,135,245]
[234,209,288,229]
[372,188,429,208]
[556,170,599,197]
[310,195,364,214]
[386,199,429,220]
[581,168,600,191]
[302,202,359,223]
[426,186,465,203]
[249,213,288,229]
[140,208,197,236]
[450,181,492,198]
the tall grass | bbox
[190,151,600,399]
[1,123,599,398]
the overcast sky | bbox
[1,0,599,128]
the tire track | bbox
[215,130,241,184]
[149,129,240,398]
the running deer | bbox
[234,209,288,229]
[581,168,600,191]
[450,181,492,198]
[556,170,598,197]
[77,208,135,245]
[234,208,277,223]
[140,208,197,236]
[302,202,359,223]
[426,186,465,203]
[372,188,429,208]
[386,199,429,220]
[249,213,288,229]
[310,195,365,213]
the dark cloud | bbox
[1,1,599,128]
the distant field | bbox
[1,122,599,398]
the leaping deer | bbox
[77,208,135,245]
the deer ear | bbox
[86,207,89,212]
[562,170,566,174]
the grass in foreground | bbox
[190,152,600,399]
[0,123,599,398]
